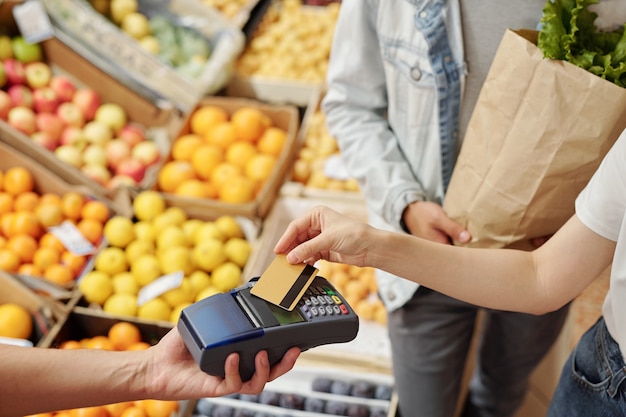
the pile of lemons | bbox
[78,190,253,323]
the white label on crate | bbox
[13,1,54,43]
[323,154,351,181]
[137,271,184,307]
[49,220,96,256]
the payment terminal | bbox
[177,275,359,381]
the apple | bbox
[57,102,85,128]
[0,62,6,88]
[107,174,138,189]
[83,121,112,145]
[35,112,64,140]
[49,75,76,103]
[3,59,26,85]
[7,84,33,108]
[94,103,127,134]
[82,164,111,186]
[115,157,146,183]
[31,131,59,151]
[118,123,146,148]
[72,88,101,120]
[55,145,83,168]
[0,35,13,60]
[25,62,52,89]
[0,91,11,120]
[12,36,42,63]
[33,87,59,113]
[105,138,131,169]
[7,106,36,135]
[131,140,160,167]
[82,144,108,167]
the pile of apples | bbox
[0,35,161,189]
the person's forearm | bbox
[0,345,147,417]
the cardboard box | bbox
[156,96,300,220]
[43,0,245,113]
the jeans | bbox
[388,286,570,417]
[548,317,626,417]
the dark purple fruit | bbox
[350,381,376,398]
[311,377,333,393]
[369,407,387,417]
[374,384,393,401]
[258,390,281,406]
[324,400,348,415]
[346,404,370,417]
[330,380,353,396]
[303,397,326,413]
[278,393,305,410]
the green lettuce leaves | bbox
[538,0,626,86]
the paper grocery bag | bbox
[443,29,626,249]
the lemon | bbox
[125,239,155,264]
[162,206,187,226]
[137,297,171,322]
[188,270,211,297]
[156,225,187,251]
[223,237,252,268]
[103,293,138,317]
[211,261,242,292]
[133,190,165,221]
[158,246,193,275]
[194,222,224,245]
[134,221,156,243]
[79,270,114,305]
[161,278,193,308]
[170,302,192,324]
[181,219,204,243]
[112,271,139,295]
[103,216,136,248]
[215,215,244,239]
[195,285,220,302]
[192,239,226,272]
[94,246,129,276]
[131,254,162,287]
[152,212,179,235]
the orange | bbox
[0,212,15,237]
[17,263,42,276]
[218,176,255,204]
[61,251,87,276]
[204,121,238,150]
[257,126,287,156]
[33,246,61,270]
[225,141,257,168]
[24,413,53,417]
[76,218,104,245]
[81,200,110,223]
[126,341,151,351]
[210,162,242,189]
[59,340,81,349]
[11,210,42,238]
[174,179,211,198]
[108,321,142,351]
[140,400,179,417]
[191,144,223,181]
[104,402,134,417]
[73,406,108,417]
[39,232,66,252]
[36,203,64,228]
[0,248,20,271]
[37,193,62,207]
[245,153,276,183]
[0,192,13,215]
[120,406,147,417]
[189,105,228,136]
[43,263,74,285]
[0,303,32,339]
[7,233,38,263]
[61,191,86,221]
[171,134,204,161]
[85,335,114,350]
[13,191,39,212]
[231,107,271,143]
[156,160,196,193]
[3,167,34,195]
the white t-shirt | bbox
[575,128,626,360]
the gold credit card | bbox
[250,254,318,311]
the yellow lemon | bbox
[211,261,242,292]
[161,278,193,308]
[194,221,224,245]
[162,206,187,226]
[103,216,136,248]
[131,254,162,287]
[158,246,193,275]
[214,215,244,239]
[94,246,129,276]
[188,270,211,297]
[78,270,114,305]
[134,220,156,243]
[103,293,138,317]
[125,239,155,264]
[223,237,252,268]
[156,225,187,251]
[133,190,166,221]
[192,239,225,272]
[137,297,171,322]
[112,271,139,295]
[181,219,204,243]
[170,302,192,324]
[195,285,220,302]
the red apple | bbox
[31,131,59,151]
[118,123,146,148]
[131,140,160,167]
[7,106,36,135]
[107,174,138,189]
[55,145,83,168]
[72,88,101,121]
[0,90,11,120]
[105,138,131,169]
[35,112,64,141]
[59,126,88,150]
[33,87,59,113]
[24,62,52,89]
[82,164,111,186]
[7,84,33,108]
[3,59,26,85]
[115,157,146,183]
[49,75,76,103]
[57,102,85,128]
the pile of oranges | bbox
[156,104,288,204]
[0,166,110,285]
[34,322,179,417]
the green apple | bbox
[12,36,42,63]
[0,35,13,60]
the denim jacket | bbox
[322,0,465,310]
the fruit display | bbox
[78,190,253,324]
[0,35,163,190]
[199,0,255,26]
[293,103,361,192]
[235,0,340,83]
[0,166,110,286]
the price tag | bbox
[13,1,54,44]
[137,271,184,307]
[49,221,96,256]
[323,154,351,181]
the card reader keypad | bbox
[298,284,350,319]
